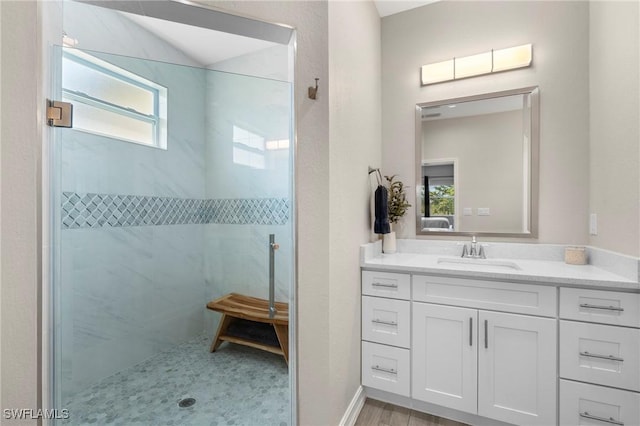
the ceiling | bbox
[121,10,279,67]
[374,0,440,18]
[117,1,437,66]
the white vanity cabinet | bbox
[361,266,640,426]
[359,240,640,426]
[412,277,557,426]
[559,288,640,426]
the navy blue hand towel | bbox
[374,185,391,234]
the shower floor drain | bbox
[178,398,196,408]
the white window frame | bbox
[62,48,168,149]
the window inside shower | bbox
[62,48,167,149]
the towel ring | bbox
[368,166,382,186]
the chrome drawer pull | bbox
[372,319,397,326]
[484,319,488,349]
[579,303,624,312]
[371,282,398,289]
[580,351,624,362]
[579,411,624,425]
[371,365,397,374]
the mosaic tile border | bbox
[61,192,289,229]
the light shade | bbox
[421,59,454,85]
[420,44,533,86]
[492,44,532,72]
[455,51,492,79]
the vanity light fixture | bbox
[420,59,454,85]
[421,44,532,86]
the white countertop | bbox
[361,241,640,290]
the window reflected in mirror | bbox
[422,162,455,232]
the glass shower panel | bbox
[52,45,293,425]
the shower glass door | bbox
[51,39,293,425]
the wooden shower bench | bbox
[206,293,289,365]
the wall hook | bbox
[308,78,319,100]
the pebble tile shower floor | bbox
[62,335,289,426]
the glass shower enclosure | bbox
[49,2,295,424]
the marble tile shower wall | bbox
[59,225,206,402]
[59,49,208,401]
[203,67,293,336]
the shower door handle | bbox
[269,234,279,319]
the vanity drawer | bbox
[560,288,640,328]
[560,320,640,391]
[362,270,410,300]
[412,275,557,317]
[362,341,410,397]
[559,379,640,426]
[362,296,410,348]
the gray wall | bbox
[589,1,640,257]
[382,1,590,244]
[1,3,40,422]
[328,1,381,422]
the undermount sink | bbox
[437,257,522,271]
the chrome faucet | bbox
[462,236,486,259]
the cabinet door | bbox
[412,303,478,414]
[478,311,557,426]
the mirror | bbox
[416,86,539,237]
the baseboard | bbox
[364,387,513,426]
[339,385,366,426]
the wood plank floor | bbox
[354,399,469,426]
